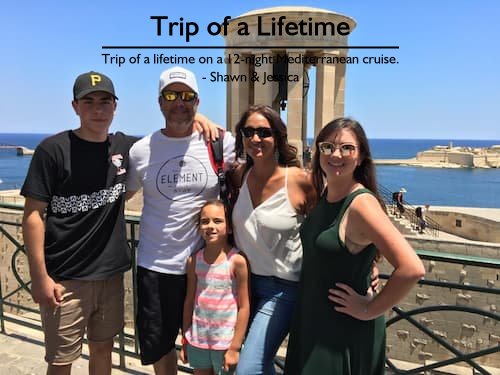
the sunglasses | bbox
[318,142,357,156]
[161,90,198,102]
[241,127,274,139]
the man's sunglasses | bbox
[161,90,198,102]
[318,142,357,156]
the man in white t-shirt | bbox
[126,66,235,374]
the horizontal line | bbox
[102,45,399,50]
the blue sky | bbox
[1,0,499,140]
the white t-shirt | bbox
[127,130,235,274]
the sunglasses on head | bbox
[318,142,357,156]
[241,127,274,139]
[161,90,198,102]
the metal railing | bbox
[0,204,146,371]
[382,251,500,374]
[1,202,499,374]
[378,184,441,237]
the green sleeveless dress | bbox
[284,189,386,375]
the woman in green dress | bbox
[284,118,425,375]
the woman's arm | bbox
[288,167,317,215]
[329,194,425,320]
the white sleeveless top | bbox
[232,167,304,282]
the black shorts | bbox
[136,266,187,365]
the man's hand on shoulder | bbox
[194,113,223,142]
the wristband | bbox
[182,336,188,345]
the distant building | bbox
[416,145,500,168]
[16,146,34,156]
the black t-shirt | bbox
[21,130,138,281]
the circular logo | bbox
[156,155,208,201]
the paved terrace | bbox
[0,320,203,375]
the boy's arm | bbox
[223,254,250,370]
[125,190,137,200]
[22,197,63,307]
[180,255,197,363]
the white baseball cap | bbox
[159,66,199,95]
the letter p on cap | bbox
[90,74,102,86]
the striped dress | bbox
[185,248,239,350]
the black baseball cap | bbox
[73,71,118,100]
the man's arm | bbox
[22,197,63,307]
[194,113,222,142]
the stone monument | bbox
[224,6,356,157]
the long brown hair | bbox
[311,118,385,208]
[234,105,301,169]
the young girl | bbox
[180,200,250,375]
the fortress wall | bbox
[474,153,500,167]
[416,151,449,163]
[473,154,489,168]
[447,152,473,166]
[416,150,474,166]
[408,237,500,260]
[416,149,500,168]
[380,238,500,369]
[429,210,500,243]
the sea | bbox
[1,133,499,208]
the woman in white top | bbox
[231,105,316,374]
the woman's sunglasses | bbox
[241,127,274,139]
[318,142,356,156]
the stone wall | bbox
[473,153,500,168]
[380,238,500,370]
[416,149,500,168]
[429,210,500,243]
[0,208,35,314]
[417,150,474,166]
[0,208,136,328]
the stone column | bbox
[286,50,305,159]
[302,64,311,148]
[226,50,250,132]
[334,53,347,118]
[253,50,274,105]
[314,51,337,134]
[225,51,233,131]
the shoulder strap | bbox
[338,188,373,218]
[208,130,225,172]
[207,130,228,205]
[207,131,224,173]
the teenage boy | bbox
[21,71,135,375]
